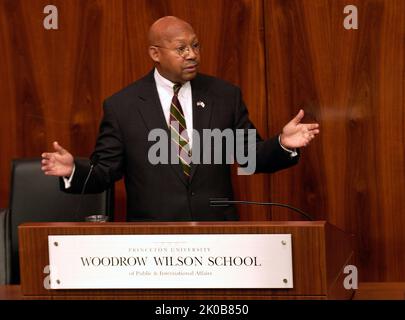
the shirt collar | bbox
[154,68,190,97]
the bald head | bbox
[148,16,200,83]
[148,16,195,46]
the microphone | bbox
[75,155,109,222]
[209,198,314,221]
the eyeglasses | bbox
[152,43,201,58]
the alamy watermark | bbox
[148,123,257,175]
[343,264,358,290]
[43,4,358,31]
[343,5,358,30]
[43,5,58,30]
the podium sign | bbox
[48,234,293,289]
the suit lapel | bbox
[136,71,169,132]
[190,75,213,181]
[136,71,188,186]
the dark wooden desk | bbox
[16,221,354,300]
[353,282,405,300]
[1,283,403,300]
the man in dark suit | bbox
[41,16,319,221]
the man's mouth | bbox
[184,64,198,71]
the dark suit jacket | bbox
[63,71,299,221]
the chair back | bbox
[0,209,10,285]
[9,158,114,283]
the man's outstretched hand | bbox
[41,141,74,177]
[280,109,320,149]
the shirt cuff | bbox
[62,165,76,189]
[278,135,298,158]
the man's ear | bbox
[149,46,160,63]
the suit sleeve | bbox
[232,87,300,174]
[60,100,125,193]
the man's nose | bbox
[186,47,198,60]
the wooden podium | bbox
[18,221,355,300]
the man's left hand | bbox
[280,109,320,149]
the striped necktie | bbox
[169,83,191,179]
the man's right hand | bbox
[41,141,74,177]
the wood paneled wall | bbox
[0,0,404,281]
[265,0,405,281]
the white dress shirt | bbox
[154,68,193,148]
